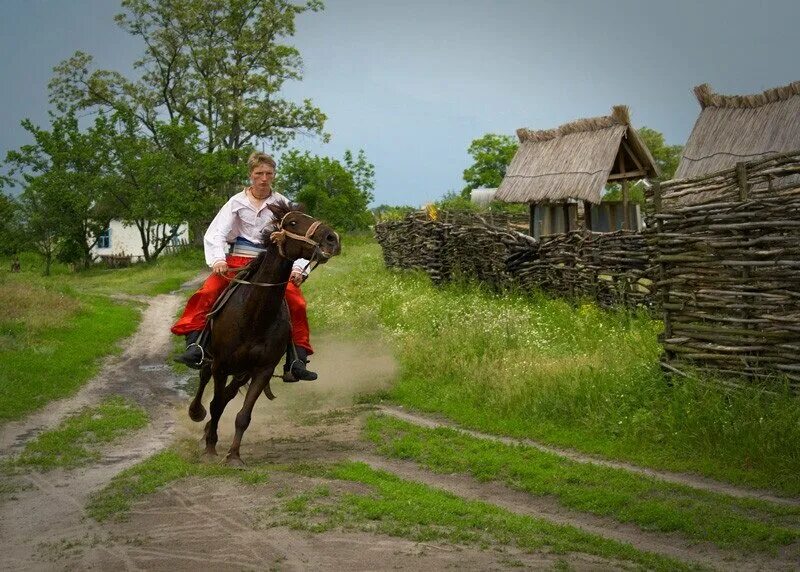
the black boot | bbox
[175,330,205,370]
[283,344,317,382]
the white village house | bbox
[91,220,190,263]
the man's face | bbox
[250,164,275,193]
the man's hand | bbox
[289,270,304,286]
[212,260,229,275]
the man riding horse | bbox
[171,151,318,382]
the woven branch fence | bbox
[374,212,656,310]
[650,151,800,389]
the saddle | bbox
[196,263,292,362]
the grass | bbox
[365,415,800,552]
[270,461,697,571]
[85,445,693,570]
[4,397,149,472]
[86,446,269,522]
[303,237,800,495]
[0,248,204,422]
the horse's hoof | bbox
[188,403,207,422]
[225,454,246,469]
[201,448,218,461]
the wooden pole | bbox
[617,147,629,230]
[736,162,752,331]
[622,179,630,230]
[653,180,674,361]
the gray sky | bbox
[1,0,798,206]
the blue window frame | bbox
[98,228,111,249]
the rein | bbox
[224,212,325,288]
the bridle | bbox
[269,211,328,259]
[226,211,335,288]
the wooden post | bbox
[617,148,629,230]
[736,162,752,336]
[653,181,673,361]
[584,201,593,232]
[622,179,630,230]
[736,162,749,200]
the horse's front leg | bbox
[188,364,213,422]
[203,365,232,457]
[226,368,273,467]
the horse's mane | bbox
[248,200,306,267]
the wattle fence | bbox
[374,213,656,310]
[650,152,800,390]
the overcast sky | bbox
[1,0,798,206]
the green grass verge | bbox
[366,415,800,553]
[0,248,205,422]
[4,397,149,472]
[0,294,139,422]
[272,461,697,571]
[2,248,205,297]
[84,445,693,570]
[86,448,269,522]
[303,238,800,495]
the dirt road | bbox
[1,289,797,571]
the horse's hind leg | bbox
[226,369,273,467]
[188,364,213,422]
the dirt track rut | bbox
[1,285,798,570]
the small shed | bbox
[495,106,659,238]
[674,81,800,193]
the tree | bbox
[48,0,327,155]
[461,133,518,197]
[274,149,374,231]
[107,112,242,261]
[0,192,22,256]
[637,126,682,181]
[3,113,117,270]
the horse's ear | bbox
[290,202,306,213]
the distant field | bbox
[304,236,800,495]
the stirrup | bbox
[283,358,317,382]
[175,342,207,369]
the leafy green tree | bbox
[461,133,518,197]
[3,113,117,270]
[637,126,683,181]
[274,149,374,231]
[0,192,22,256]
[48,0,327,154]
[107,113,242,261]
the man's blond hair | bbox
[247,151,276,173]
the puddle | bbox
[138,364,172,372]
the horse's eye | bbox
[290,221,297,226]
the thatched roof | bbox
[496,106,659,204]
[675,81,800,179]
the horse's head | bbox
[265,202,341,264]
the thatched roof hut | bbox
[675,81,800,179]
[495,105,659,205]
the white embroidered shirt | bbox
[203,189,309,273]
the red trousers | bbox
[170,255,313,353]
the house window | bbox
[98,228,111,249]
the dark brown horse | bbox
[187,202,340,466]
